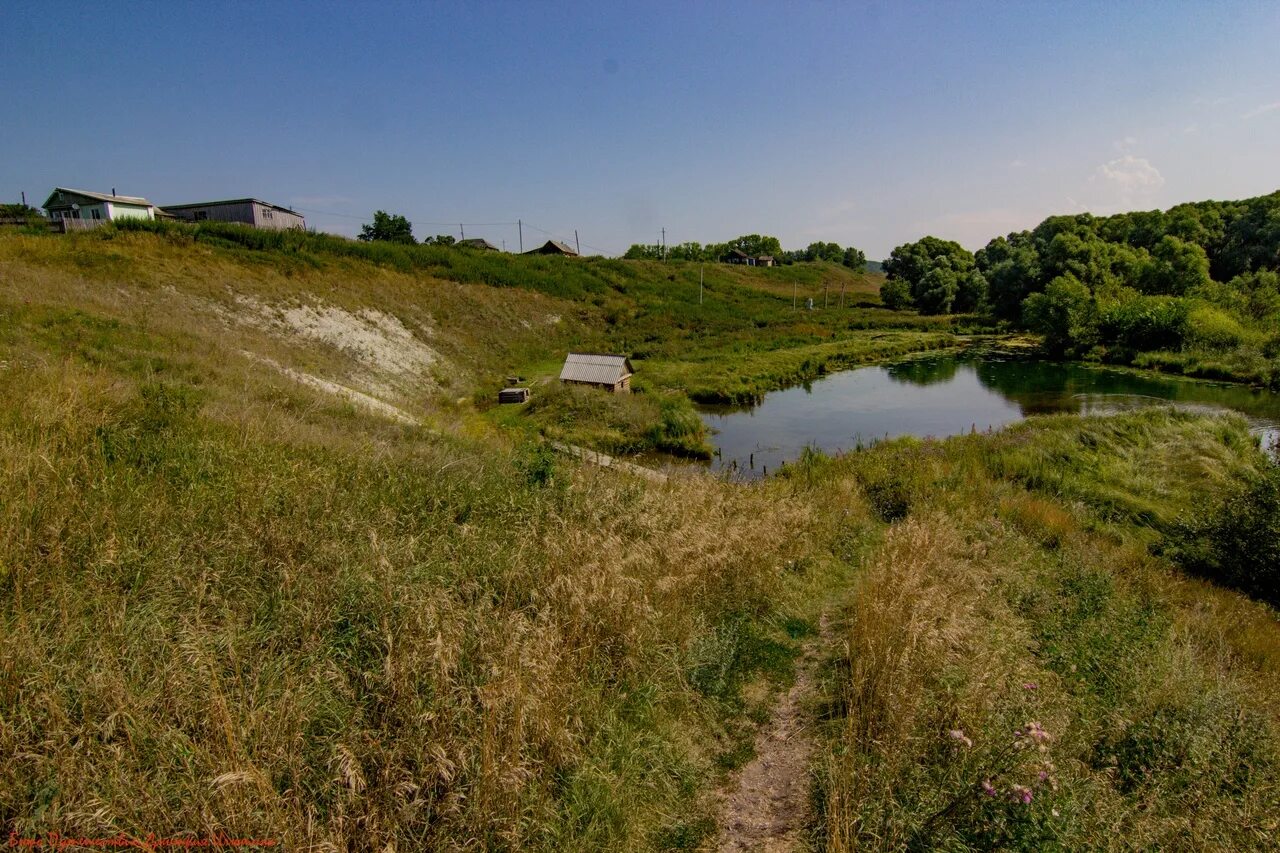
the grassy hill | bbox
[3,224,1279,850]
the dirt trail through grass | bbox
[715,615,829,852]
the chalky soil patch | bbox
[714,617,827,852]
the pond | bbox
[699,354,1280,479]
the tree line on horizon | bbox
[880,191,1280,368]
[623,234,867,269]
[357,210,474,247]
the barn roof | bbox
[458,237,500,251]
[524,239,579,256]
[162,198,301,215]
[559,352,634,385]
[43,187,154,209]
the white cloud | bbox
[1093,155,1164,194]
[1112,135,1139,152]
[1242,101,1280,120]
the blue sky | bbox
[3,1,1279,258]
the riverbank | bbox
[698,350,1280,478]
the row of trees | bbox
[881,191,1280,359]
[624,234,867,269]
[356,210,473,247]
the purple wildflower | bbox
[948,729,974,749]
[981,779,997,798]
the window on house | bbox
[91,209,101,220]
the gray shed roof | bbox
[43,187,154,209]
[458,237,500,251]
[559,352,634,385]
[162,197,301,215]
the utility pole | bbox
[518,219,523,253]
[575,229,580,255]
[460,224,465,239]
[20,191,26,207]
[661,227,666,261]
[502,240,506,252]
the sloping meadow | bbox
[0,346,834,849]
[804,412,1280,850]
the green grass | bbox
[4,229,1280,851]
[799,412,1280,851]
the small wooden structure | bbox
[723,248,774,266]
[459,237,501,251]
[559,353,633,393]
[498,387,531,404]
[524,239,578,257]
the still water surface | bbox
[700,354,1280,478]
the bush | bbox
[1096,295,1188,352]
[1167,461,1280,606]
[1184,304,1248,350]
[880,278,914,310]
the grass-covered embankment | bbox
[2,222,969,455]
[6,226,1280,850]
[0,310,843,849]
[799,411,1280,850]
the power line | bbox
[282,205,617,256]
[522,220,615,256]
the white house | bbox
[42,187,157,227]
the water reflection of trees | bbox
[884,357,960,387]
[972,360,1081,415]
[972,358,1280,419]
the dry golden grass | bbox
[813,434,1280,851]
[0,347,834,849]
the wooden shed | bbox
[524,239,578,257]
[559,353,634,393]
[459,237,501,251]
[498,387,531,404]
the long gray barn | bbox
[162,198,305,230]
[559,353,633,393]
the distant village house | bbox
[722,248,774,267]
[43,187,158,229]
[559,353,634,393]
[458,237,500,251]
[524,239,578,257]
[163,198,305,230]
